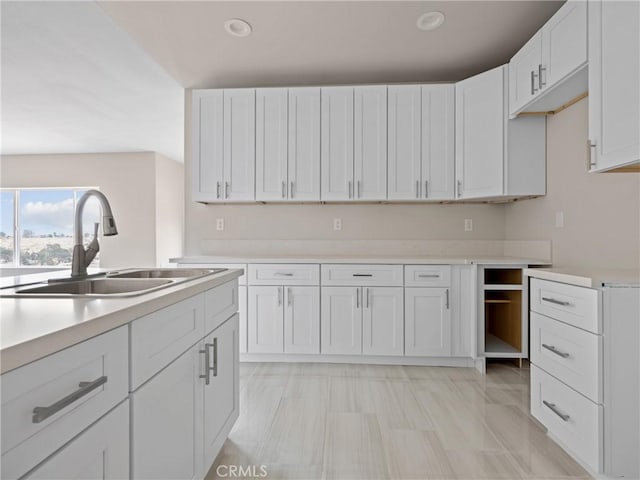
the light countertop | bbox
[0,269,242,374]
[172,255,551,266]
[524,267,640,288]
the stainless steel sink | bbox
[107,268,225,279]
[15,278,173,297]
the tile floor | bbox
[206,362,590,480]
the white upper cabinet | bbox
[288,88,321,200]
[456,65,546,200]
[354,86,387,200]
[256,88,288,201]
[388,85,422,200]
[421,85,455,200]
[192,89,255,202]
[509,0,587,117]
[321,87,354,201]
[588,0,640,172]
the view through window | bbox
[0,188,101,267]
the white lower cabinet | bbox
[248,285,320,354]
[405,287,451,357]
[321,287,362,355]
[24,401,129,480]
[362,287,404,356]
[131,341,204,480]
[238,285,247,353]
[203,315,239,473]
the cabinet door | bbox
[204,315,239,473]
[455,66,505,199]
[284,286,320,354]
[354,86,387,200]
[542,0,587,88]
[421,85,455,200]
[362,287,404,356]
[388,85,422,200]
[256,88,288,201]
[321,287,362,355]
[131,344,203,480]
[288,87,321,200]
[192,90,224,202]
[588,0,640,171]
[24,401,129,480]
[405,288,451,357]
[223,89,255,201]
[321,87,354,201]
[238,285,248,354]
[248,286,284,353]
[508,32,543,115]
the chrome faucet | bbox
[71,190,118,277]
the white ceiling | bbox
[0,1,184,161]
[1,1,563,163]
[98,1,563,88]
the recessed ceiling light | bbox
[417,11,445,31]
[224,18,252,37]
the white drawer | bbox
[321,264,403,286]
[531,365,602,473]
[530,278,600,334]
[1,327,128,480]
[178,263,247,285]
[404,265,451,287]
[531,312,601,403]
[204,280,238,334]
[248,264,320,285]
[130,294,204,390]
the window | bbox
[0,188,101,267]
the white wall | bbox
[1,152,183,268]
[504,98,640,270]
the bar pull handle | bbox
[587,140,597,169]
[200,346,211,385]
[542,297,571,307]
[366,287,370,308]
[278,286,282,306]
[348,181,352,199]
[212,338,218,377]
[290,181,295,199]
[282,181,286,199]
[224,181,229,199]
[542,344,570,358]
[424,180,428,199]
[543,400,570,422]
[32,376,108,424]
[357,180,361,198]
[274,272,294,276]
[288,287,292,307]
[352,274,373,277]
[216,181,221,199]
[445,289,450,310]
[457,180,462,198]
[538,64,546,89]
[531,70,539,95]
[356,288,360,309]
[418,274,440,278]
[416,180,420,199]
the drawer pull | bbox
[352,274,373,277]
[418,274,440,278]
[542,400,570,422]
[542,297,571,307]
[32,376,108,424]
[274,272,294,276]
[200,347,211,385]
[542,343,570,358]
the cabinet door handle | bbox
[457,180,462,198]
[587,140,597,169]
[416,180,420,199]
[231,287,235,305]
[32,376,108,424]
[531,70,539,95]
[282,181,286,199]
[445,289,450,310]
[543,400,570,422]
[288,287,292,306]
[348,181,353,199]
[424,180,428,199]
[290,181,295,199]
[356,288,360,309]
[418,274,440,278]
[275,272,294,276]
[278,286,282,306]
[541,296,571,307]
[199,347,211,385]
[224,181,229,199]
[216,181,221,199]
[357,180,361,198]
[212,338,218,377]
[366,287,370,308]
[352,274,373,277]
[538,64,546,88]
[542,344,570,358]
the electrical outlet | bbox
[555,211,565,228]
[216,218,225,231]
[333,218,342,231]
[464,219,473,232]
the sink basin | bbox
[107,268,225,279]
[15,278,173,297]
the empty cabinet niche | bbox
[480,267,527,361]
